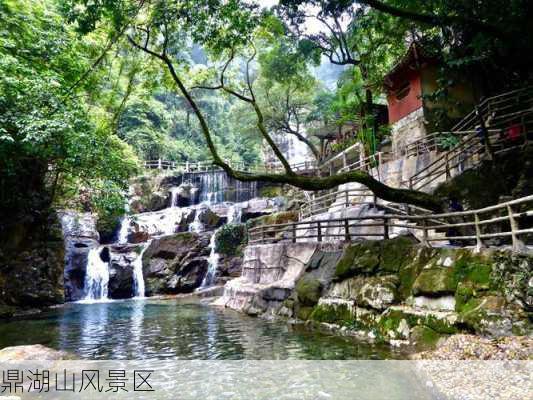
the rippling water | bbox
[0,299,409,360]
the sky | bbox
[251,0,346,88]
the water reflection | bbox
[0,299,409,360]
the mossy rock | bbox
[309,302,354,324]
[259,185,283,198]
[412,267,457,296]
[355,275,399,310]
[334,241,380,280]
[455,282,475,312]
[376,309,411,339]
[379,308,457,336]
[379,236,418,273]
[410,326,442,350]
[214,223,247,256]
[246,211,299,229]
[296,306,314,320]
[450,252,493,291]
[295,276,323,307]
[397,247,435,300]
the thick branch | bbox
[222,167,442,212]
[358,0,509,39]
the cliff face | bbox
[0,212,65,318]
[217,236,531,346]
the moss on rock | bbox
[334,242,380,280]
[379,236,418,273]
[309,301,354,325]
[412,267,457,296]
[295,276,322,307]
[214,223,247,256]
[410,326,442,349]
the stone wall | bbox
[391,107,427,156]
[219,238,531,347]
[0,212,65,318]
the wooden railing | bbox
[299,189,376,219]
[249,195,533,252]
[144,159,318,174]
[453,86,533,132]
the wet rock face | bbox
[59,211,100,302]
[107,244,144,299]
[225,236,531,345]
[195,206,221,228]
[0,212,65,316]
[143,232,211,295]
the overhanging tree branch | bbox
[357,0,509,39]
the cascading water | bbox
[199,233,220,288]
[169,186,180,208]
[199,204,242,289]
[131,246,147,298]
[189,210,204,233]
[189,171,258,204]
[82,246,109,301]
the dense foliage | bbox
[0,0,139,239]
[3,0,532,225]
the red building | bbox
[384,43,475,155]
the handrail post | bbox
[474,212,484,252]
[409,177,413,190]
[421,219,430,247]
[345,190,349,207]
[445,152,451,179]
[507,204,525,252]
[292,223,297,243]
[317,221,322,242]
[383,218,389,240]
[344,219,350,241]
[158,158,162,169]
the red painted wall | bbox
[387,71,423,124]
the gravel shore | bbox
[411,335,532,400]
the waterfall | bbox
[188,171,258,204]
[199,204,242,289]
[227,203,243,224]
[132,245,147,298]
[117,216,130,244]
[82,246,109,301]
[189,211,204,233]
[169,186,180,208]
[199,233,220,289]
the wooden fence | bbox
[249,195,533,252]
[143,159,318,174]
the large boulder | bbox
[107,244,144,298]
[143,232,211,294]
[195,206,221,229]
[0,345,71,361]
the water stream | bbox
[81,246,109,301]
[199,204,243,288]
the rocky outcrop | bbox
[129,175,171,213]
[225,236,531,347]
[59,211,100,301]
[0,212,65,317]
[0,344,71,360]
[143,232,211,294]
[107,244,144,298]
[214,242,322,315]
